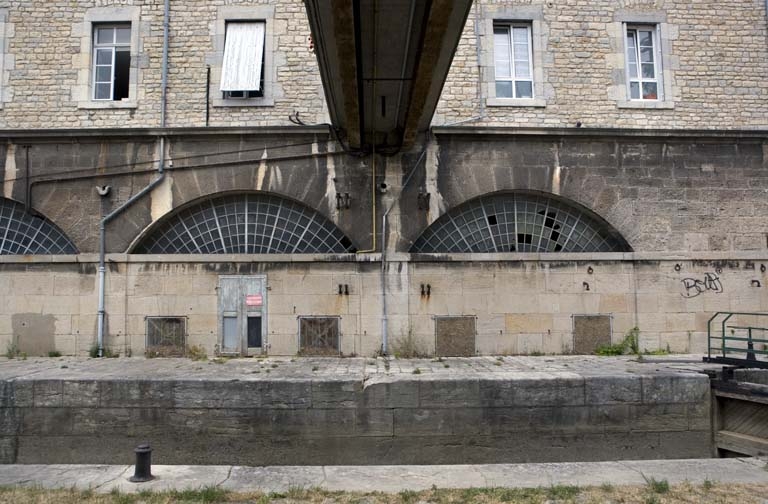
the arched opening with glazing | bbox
[0,198,78,255]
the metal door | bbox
[218,275,267,355]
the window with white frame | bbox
[92,24,131,101]
[220,21,266,99]
[625,25,661,101]
[493,23,534,99]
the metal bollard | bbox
[129,443,155,482]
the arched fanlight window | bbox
[411,192,630,253]
[133,193,356,254]
[0,198,78,255]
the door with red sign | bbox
[218,275,266,355]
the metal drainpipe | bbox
[96,0,170,357]
[380,148,427,355]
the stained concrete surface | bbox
[0,355,720,465]
[0,458,766,494]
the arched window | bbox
[0,198,78,255]
[132,193,356,254]
[411,192,630,253]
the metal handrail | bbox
[707,312,768,364]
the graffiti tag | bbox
[681,273,723,298]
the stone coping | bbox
[1,252,767,264]
[0,355,718,383]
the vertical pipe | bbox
[98,0,171,357]
[205,66,211,127]
[160,0,170,128]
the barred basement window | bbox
[298,316,340,356]
[410,192,630,253]
[146,316,187,357]
[0,198,78,255]
[133,193,356,254]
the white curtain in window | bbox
[220,22,265,92]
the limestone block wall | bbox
[0,0,325,129]
[0,367,713,464]
[1,255,767,358]
[434,0,768,129]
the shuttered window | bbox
[220,21,265,94]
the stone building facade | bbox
[0,0,767,359]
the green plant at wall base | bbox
[595,326,641,356]
[47,351,62,357]
[88,345,118,358]
[392,331,428,358]
[5,342,22,359]
[186,345,208,361]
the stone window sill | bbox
[486,97,546,108]
[78,100,138,110]
[212,97,275,108]
[616,100,674,110]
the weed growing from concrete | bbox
[186,345,208,361]
[4,342,25,359]
[312,366,319,371]
[47,351,62,358]
[412,368,421,374]
[596,326,641,356]
[645,476,670,494]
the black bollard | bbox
[129,443,155,482]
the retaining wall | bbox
[0,370,713,465]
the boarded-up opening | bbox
[573,314,612,354]
[146,317,187,357]
[299,317,340,356]
[435,316,476,357]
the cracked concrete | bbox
[0,459,766,494]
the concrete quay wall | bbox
[0,372,713,465]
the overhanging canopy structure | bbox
[304,0,473,150]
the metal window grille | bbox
[0,198,78,255]
[298,316,341,356]
[133,193,356,254]
[410,192,630,253]
[146,316,187,357]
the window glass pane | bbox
[95,66,112,82]
[96,49,113,65]
[626,33,636,53]
[639,30,653,47]
[496,81,513,98]
[494,58,511,79]
[513,43,529,61]
[96,27,113,45]
[247,317,262,348]
[640,46,654,63]
[223,316,238,349]
[515,60,530,78]
[95,83,111,100]
[512,27,529,44]
[628,62,638,79]
[642,82,658,99]
[493,27,510,46]
[630,82,640,99]
[116,27,131,44]
[641,62,655,78]
[515,81,533,98]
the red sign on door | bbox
[245,294,263,306]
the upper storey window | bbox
[220,21,266,100]
[625,25,661,101]
[93,24,131,101]
[493,24,533,99]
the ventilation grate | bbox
[146,316,187,357]
[299,316,340,356]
